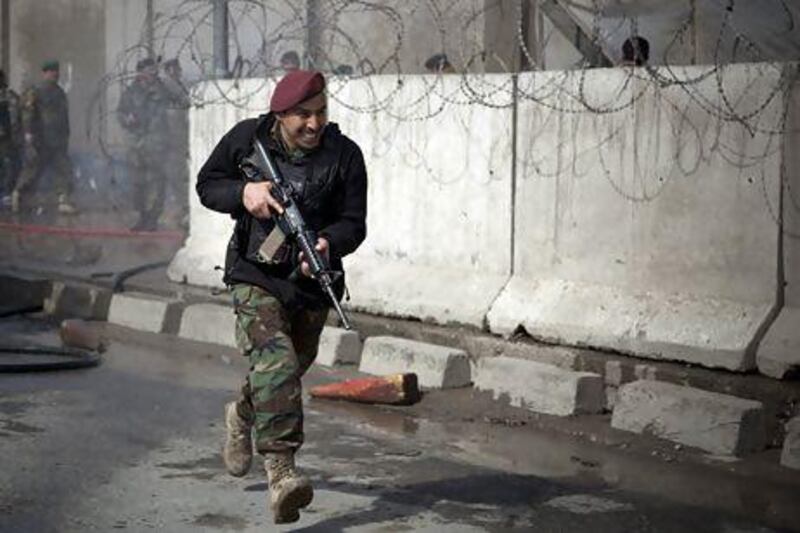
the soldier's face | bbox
[140,65,158,83]
[277,92,327,150]
[43,69,59,82]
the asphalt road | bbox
[0,316,796,532]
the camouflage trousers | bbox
[231,283,328,454]
[14,144,72,199]
[128,142,167,225]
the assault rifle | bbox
[250,137,352,330]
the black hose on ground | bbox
[0,305,101,372]
[0,344,101,372]
[0,305,44,319]
[91,259,170,292]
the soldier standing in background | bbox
[0,69,20,207]
[12,60,77,215]
[161,58,191,229]
[279,51,300,73]
[117,57,172,231]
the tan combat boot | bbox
[57,194,78,215]
[264,450,313,524]
[10,190,19,213]
[223,402,253,477]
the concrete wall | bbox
[167,79,269,287]
[335,75,514,326]
[756,66,800,378]
[169,74,515,327]
[786,73,800,319]
[171,62,792,374]
[488,63,785,371]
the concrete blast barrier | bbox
[488,64,785,371]
[171,66,789,371]
[612,380,766,456]
[170,75,514,327]
[338,75,514,326]
[757,68,800,379]
[168,79,276,288]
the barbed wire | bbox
[84,0,800,234]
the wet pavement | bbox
[1,316,798,532]
[0,201,185,285]
[1,203,799,532]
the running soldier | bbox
[196,70,367,524]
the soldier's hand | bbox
[299,238,330,278]
[242,182,284,219]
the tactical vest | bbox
[238,116,344,268]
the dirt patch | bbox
[161,471,217,481]
[189,513,248,530]
[157,454,220,471]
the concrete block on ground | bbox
[757,307,800,379]
[465,336,577,369]
[781,416,800,470]
[473,356,604,416]
[179,303,236,348]
[0,274,50,312]
[44,281,112,320]
[489,65,784,373]
[316,327,362,366]
[107,292,182,334]
[359,336,471,389]
[611,380,766,456]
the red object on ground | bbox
[60,319,106,352]
[0,221,184,240]
[309,373,421,406]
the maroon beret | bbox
[270,70,326,113]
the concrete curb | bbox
[107,292,183,334]
[316,327,362,366]
[474,356,605,416]
[178,303,237,348]
[0,273,51,312]
[611,380,767,456]
[44,281,112,320]
[4,271,795,468]
[359,336,471,389]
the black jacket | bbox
[196,113,367,310]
